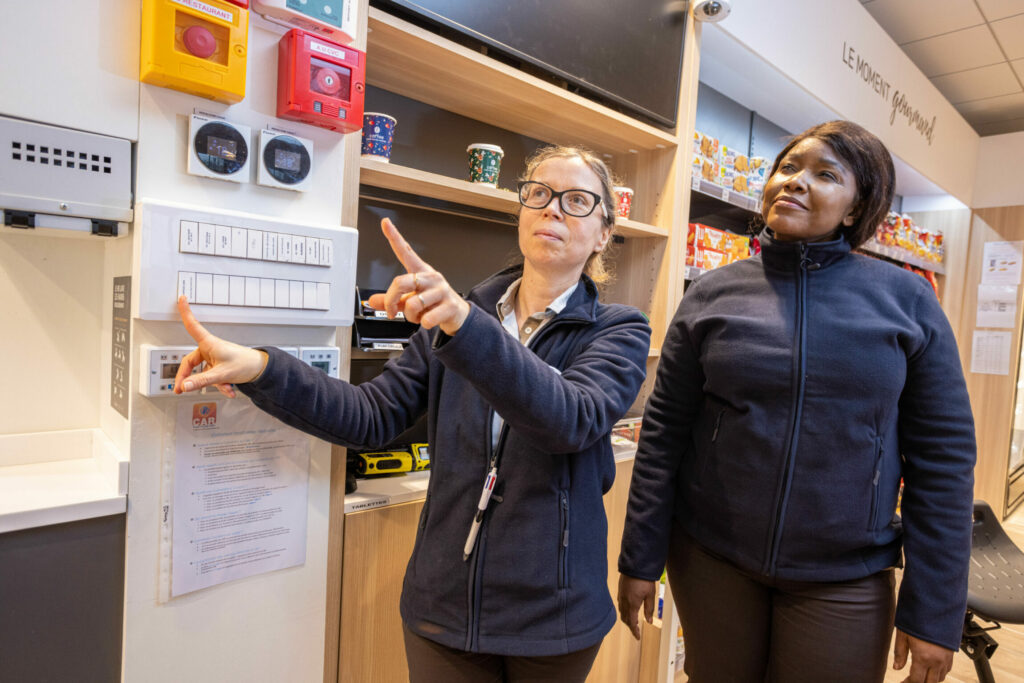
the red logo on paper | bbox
[192,402,217,428]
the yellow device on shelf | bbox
[410,443,430,471]
[140,0,249,103]
[352,449,413,476]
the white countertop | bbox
[343,441,638,514]
[344,470,430,513]
[0,428,129,534]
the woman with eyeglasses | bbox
[172,145,651,682]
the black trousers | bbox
[667,523,896,683]
[402,623,602,683]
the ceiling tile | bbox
[992,13,1024,60]
[1013,58,1024,81]
[972,116,1024,135]
[931,62,1021,102]
[863,0,985,44]
[901,25,1005,76]
[976,0,1024,21]
[955,92,1024,122]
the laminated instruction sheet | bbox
[170,399,310,597]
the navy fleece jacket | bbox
[240,266,651,655]
[619,231,976,651]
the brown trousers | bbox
[402,623,602,683]
[667,524,897,683]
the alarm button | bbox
[183,25,217,59]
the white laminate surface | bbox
[0,428,129,533]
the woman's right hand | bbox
[617,574,658,640]
[173,296,268,398]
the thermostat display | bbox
[188,115,251,182]
[258,129,312,191]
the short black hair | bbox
[765,120,895,249]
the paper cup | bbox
[467,143,504,186]
[361,113,397,162]
[614,186,634,219]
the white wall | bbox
[973,131,1024,209]
[121,15,354,682]
[0,1,140,141]
[0,0,140,436]
[711,0,980,205]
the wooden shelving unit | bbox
[360,158,669,238]
[366,8,677,156]
[337,7,693,683]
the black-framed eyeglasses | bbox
[517,181,604,218]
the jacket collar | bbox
[758,228,851,272]
[468,264,599,323]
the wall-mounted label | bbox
[842,41,936,145]
[111,276,131,418]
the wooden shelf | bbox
[366,8,678,156]
[360,158,668,238]
[361,157,518,213]
[859,238,945,274]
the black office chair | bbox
[960,500,1024,683]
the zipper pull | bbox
[798,243,820,271]
[712,408,725,442]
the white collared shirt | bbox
[490,278,579,450]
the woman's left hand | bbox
[892,629,953,683]
[367,218,471,336]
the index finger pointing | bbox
[381,217,431,274]
[177,295,213,345]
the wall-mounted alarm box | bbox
[188,114,251,182]
[257,129,312,191]
[277,29,365,133]
[253,0,356,45]
[140,0,249,104]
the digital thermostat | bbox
[253,0,357,45]
[188,114,251,182]
[140,345,202,396]
[257,130,312,191]
[299,346,340,378]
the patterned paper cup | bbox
[467,143,504,186]
[361,113,397,162]
[614,186,634,219]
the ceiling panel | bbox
[901,25,1005,76]
[931,62,1021,102]
[955,92,1024,123]
[974,116,1024,134]
[991,12,1024,59]
[862,0,986,43]
[976,0,1024,21]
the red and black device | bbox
[277,28,365,133]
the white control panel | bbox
[299,346,340,378]
[135,200,358,326]
[139,345,340,396]
[140,345,200,396]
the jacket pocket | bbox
[558,490,570,589]
[418,494,431,529]
[867,438,883,531]
[698,408,726,478]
